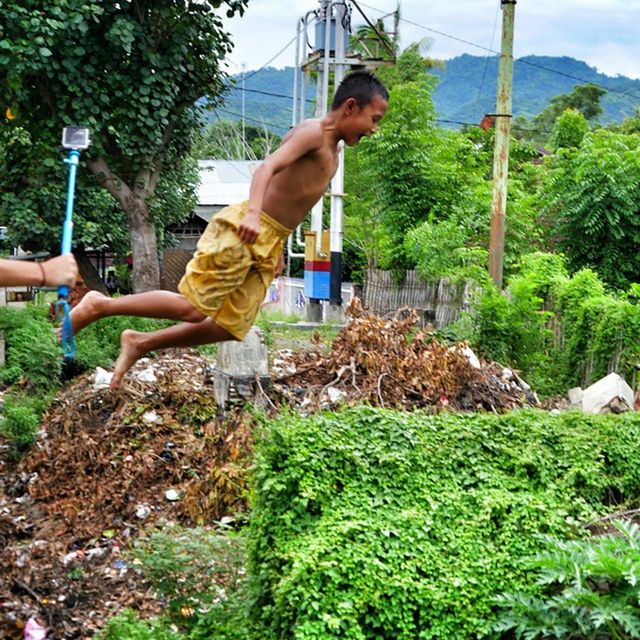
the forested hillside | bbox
[218,54,640,131]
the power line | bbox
[228,85,315,104]
[214,107,289,133]
[477,0,501,102]
[357,0,640,102]
[241,35,298,83]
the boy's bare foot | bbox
[70,290,110,334]
[111,329,145,389]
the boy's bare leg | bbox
[112,317,236,389]
[70,290,206,334]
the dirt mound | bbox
[0,350,252,639]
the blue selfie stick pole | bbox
[57,149,81,359]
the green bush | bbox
[466,253,640,396]
[0,304,61,390]
[494,519,640,639]
[246,407,640,640]
[0,397,41,451]
[98,609,180,640]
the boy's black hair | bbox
[331,71,388,110]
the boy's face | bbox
[342,93,388,146]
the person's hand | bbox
[275,252,285,277]
[42,254,78,288]
[238,211,261,244]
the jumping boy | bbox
[69,71,389,388]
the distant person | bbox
[67,71,389,388]
[0,254,77,288]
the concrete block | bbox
[581,373,635,414]
[216,326,269,377]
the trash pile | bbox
[0,300,542,638]
[0,351,253,639]
[271,299,537,413]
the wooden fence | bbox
[363,269,472,328]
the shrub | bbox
[97,609,180,640]
[246,407,640,640]
[0,397,40,451]
[466,253,640,396]
[494,519,640,639]
[0,304,61,390]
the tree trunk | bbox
[88,157,161,293]
[123,195,161,292]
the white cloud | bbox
[223,0,640,79]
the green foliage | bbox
[0,396,41,452]
[494,519,640,639]
[100,525,248,640]
[246,407,640,640]
[0,0,246,286]
[465,253,640,395]
[98,609,180,640]
[0,304,61,390]
[539,129,640,290]
[195,120,281,160]
[550,108,590,150]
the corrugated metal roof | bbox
[197,160,259,207]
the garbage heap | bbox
[271,298,536,413]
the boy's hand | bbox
[238,211,261,244]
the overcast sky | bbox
[224,0,640,80]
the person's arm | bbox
[0,254,78,288]
[237,126,324,244]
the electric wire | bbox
[214,107,289,133]
[241,34,298,83]
[477,0,501,102]
[357,0,640,102]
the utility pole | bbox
[488,0,516,288]
[241,63,247,154]
[328,1,348,318]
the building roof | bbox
[197,159,259,206]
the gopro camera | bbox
[61,126,91,150]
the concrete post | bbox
[489,0,516,288]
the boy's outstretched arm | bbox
[238,126,324,244]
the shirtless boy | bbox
[69,71,388,388]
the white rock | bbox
[327,387,347,403]
[568,387,583,406]
[165,489,180,502]
[581,373,635,414]
[142,410,160,424]
[135,503,151,519]
[135,367,157,383]
[93,367,113,390]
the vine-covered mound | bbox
[247,407,640,640]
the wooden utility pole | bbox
[488,0,516,288]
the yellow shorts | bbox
[178,201,292,340]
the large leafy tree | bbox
[540,128,640,290]
[0,0,247,291]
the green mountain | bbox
[215,55,640,132]
[431,54,640,126]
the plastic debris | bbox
[135,367,157,383]
[93,367,113,390]
[165,489,180,501]
[23,618,47,640]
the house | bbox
[162,160,259,291]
